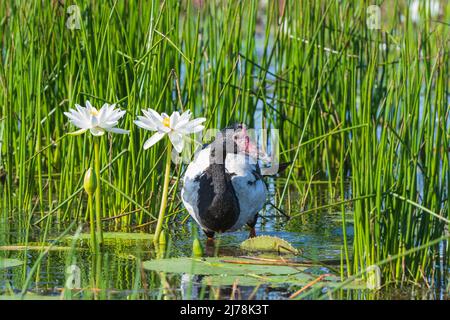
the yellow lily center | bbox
[163,117,171,128]
[89,108,99,116]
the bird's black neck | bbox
[195,139,240,233]
[209,142,230,193]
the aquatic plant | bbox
[65,101,128,245]
[64,101,129,136]
[134,108,205,244]
[0,0,448,299]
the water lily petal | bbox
[70,106,90,127]
[174,110,193,130]
[90,127,105,136]
[170,111,180,129]
[71,119,91,129]
[107,127,129,134]
[143,131,166,150]
[158,125,171,133]
[66,101,126,136]
[179,110,192,122]
[187,117,207,127]
[90,114,98,127]
[100,120,120,129]
[64,112,91,129]
[75,104,87,117]
[141,109,158,123]
[188,125,205,133]
[108,109,126,122]
[85,100,94,111]
[146,108,164,124]
[174,120,189,131]
[97,103,110,124]
[68,128,88,136]
[178,117,206,134]
[134,118,157,131]
[168,132,184,153]
[137,110,171,133]
[142,109,171,132]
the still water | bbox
[0,185,446,300]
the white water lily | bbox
[134,109,205,153]
[64,100,129,136]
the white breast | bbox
[225,153,267,231]
[181,147,211,228]
[181,147,267,232]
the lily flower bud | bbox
[83,168,97,196]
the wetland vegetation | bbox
[0,0,449,300]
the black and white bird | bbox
[181,124,269,240]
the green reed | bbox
[0,0,449,292]
[270,0,449,284]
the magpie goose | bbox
[181,124,268,240]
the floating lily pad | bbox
[64,232,153,247]
[202,273,315,287]
[0,243,73,251]
[0,293,60,300]
[330,217,354,224]
[202,273,366,289]
[146,256,367,290]
[0,258,23,269]
[240,236,299,254]
[143,256,306,276]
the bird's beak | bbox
[243,135,271,163]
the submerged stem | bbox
[153,143,172,245]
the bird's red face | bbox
[232,124,270,162]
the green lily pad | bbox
[145,257,367,290]
[240,236,299,254]
[0,242,73,251]
[202,273,315,287]
[0,293,60,300]
[202,273,366,290]
[142,256,306,276]
[330,217,354,224]
[64,232,153,246]
[0,258,23,269]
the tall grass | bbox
[271,0,449,284]
[0,0,265,232]
[0,0,449,290]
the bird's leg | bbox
[247,214,258,238]
[202,230,216,256]
[206,237,215,247]
[203,229,215,242]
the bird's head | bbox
[214,123,270,162]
